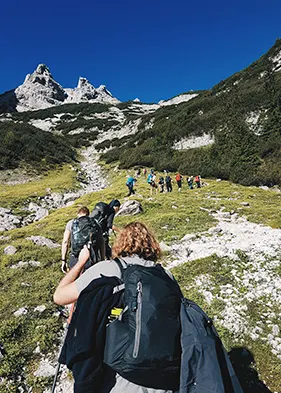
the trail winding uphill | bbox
[0,145,107,231]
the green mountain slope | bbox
[102,39,281,186]
[1,40,281,186]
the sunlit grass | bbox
[0,164,281,391]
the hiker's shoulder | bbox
[76,259,122,293]
[65,218,74,232]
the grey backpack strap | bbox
[113,258,127,295]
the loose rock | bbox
[4,245,17,255]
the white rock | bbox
[26,236,60,248]
[272,325,280,336]
[34,359,56,377]
[4,245,17,255]
[159,242,171,252]
[116,200,143,216]
[14,307,28,317]
[34,305,46,313]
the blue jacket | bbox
[126,177,135,186]
[179,299,243,393]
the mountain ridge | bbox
[0,64,120,112]
[1,40,281,186]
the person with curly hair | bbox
[53,222,173,393]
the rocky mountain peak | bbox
[65,79,119,105]
[0,65,120,113]
[77,77,92,89]
[14,64,66,112]
[36,64,51,76]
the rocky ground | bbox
[168,207,281,365]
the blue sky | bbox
[1,0,281,102]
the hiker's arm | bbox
[53,246,90,305]
[61,228,71,272]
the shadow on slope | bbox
[0,89,18,113]
[229,347,273,393]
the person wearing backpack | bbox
[126,175,137,196]
[158,176,165,193]
[165,174,172,192]
[195,175,201,188]
[61,206,105,273]
[175,173,183,192]
[187,176,194,190]
[147,171,157,195]
[54,222,244,393]
[90,199,121,259]
[54,221,181,393]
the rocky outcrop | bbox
[116,200,143,216]
[0,207,22,231]
[26,236,60,248]
[0,64,120,113]
[15,64,67,112]
[65,78,119,105]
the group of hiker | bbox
[126,168,202,196]
[53,195,243,393]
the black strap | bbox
[114,257,128,279]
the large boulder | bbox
[116,200,143,216]
[26,236,60,248]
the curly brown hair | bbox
[112,222,161,261]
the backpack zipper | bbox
[133,281,142,358]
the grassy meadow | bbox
[0,165,281,392]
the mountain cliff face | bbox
[0,64,120,112]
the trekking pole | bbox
[51,301,76,393]
[51,274,80,393]
[51,324,68,393]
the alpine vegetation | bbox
[0,40,281,393]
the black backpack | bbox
[103,258,183,390]
[90,202,110,232]
[71,216,102,262]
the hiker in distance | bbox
[175,173,183,192]
[90,199,121,259]
[147,169,158,195]
[126,175,137,196]
[187,176,194,189]
[61,206,105,273]
[195,175,201,188]
[158,176,165,193]
[53,221,179,393]
[165,173,172,192]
